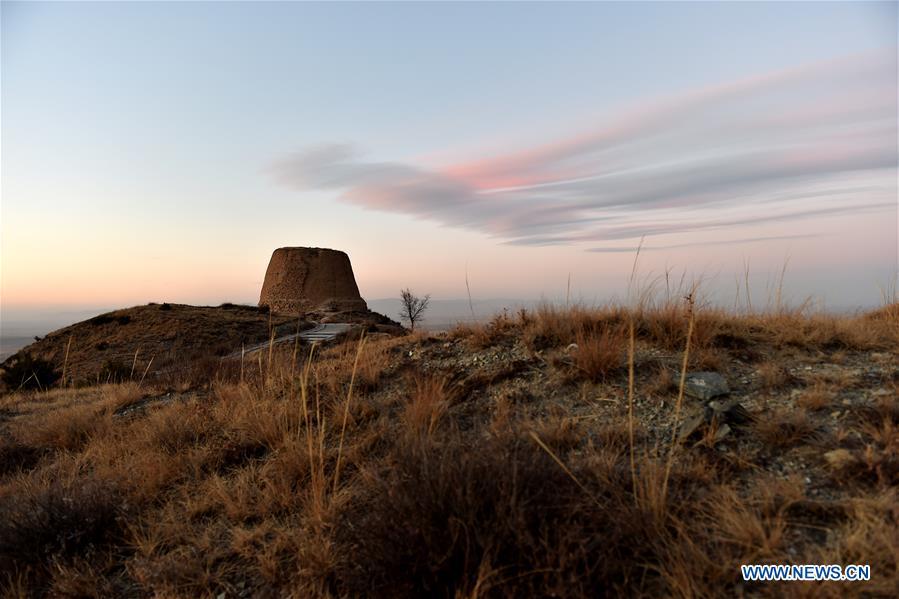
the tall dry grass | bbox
[0,292,896,596]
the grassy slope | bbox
[1,304,305,389]
[0,303,896,597]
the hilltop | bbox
[0,304,304,390]
[0,302,896,596]
[0,302,402,391]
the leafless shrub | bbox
[399,288,430,332]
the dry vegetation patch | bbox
[0,302,897,596]
[0,303,303,390]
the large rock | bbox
[259,247,368,315]
[683,371,730,400]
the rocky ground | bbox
[403,324,898,509]
[0,303,896,597]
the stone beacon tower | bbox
[259,247,368,314]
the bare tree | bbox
[399,288,430,332]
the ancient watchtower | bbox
[259,247,368,314]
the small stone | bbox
[713,423,731,443]
[707,399,752,425]
[678,413,706,442]
[824,449,854,470]
[683,372,730,400]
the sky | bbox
[2,1,897,333]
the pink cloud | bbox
[272,48,897,247]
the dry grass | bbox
[402,374,452,437]
[750,309,898,351]
[0,301,897,596]
[753,406,819,449]
[758,360,792,392]
[1,303,302,389]
[461,310,519,349]
[572,324,626,382]
[516,304,624,351]
[647,365,677,397]
[796,381,837,411]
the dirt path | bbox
[233,323,353,357]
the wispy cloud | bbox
[586,233,826,254]
[272,50,897,247]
